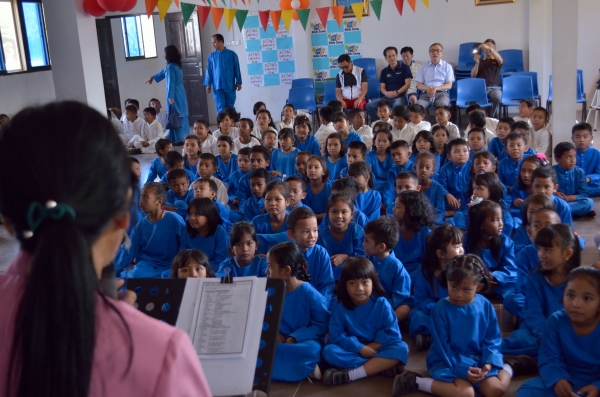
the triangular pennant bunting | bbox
[422,0,429,7]
[145,0,158,17]
[224,8,236,31]
[173,0,179,7]
[370,0,382,20]
[407,0,416,12]
[211,7,224,30]
[351,2,363,23]
[258,10,270,31]
[157,0,172,21]
[281,10,294,31]
[181,2,196,24]
[316,7,330,28]
[198,5,211,27]
[394,0,404,15]
[220,0,226,6]
[270,10,282,34]
[241,0,245,4]
[296,8,310,30]
[201,0,206,4]
[232,0,237,5]
[206,0,212,6]
[235,9,248,30]
[331,5,344,27]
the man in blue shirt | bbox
[365,46,413,122]
[415,43,455,108]
[204,34,242,114]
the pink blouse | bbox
[0,252,212,397]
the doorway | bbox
[96,18,121,110]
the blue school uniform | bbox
[256,232,291,255]
[516,310,600,397]
[272,282,330,382]
[427,295,504,383]
[383,161,414,209]
[317,223,365,280]
[320,207,369,229]
[409,270,449,337]
[303,244,335,304]
[236,173,252,213]
[146,157,167,183]
[498,156,524,189]
[553,164,594,216]
[271,148,299,178]
[227,169,249,207]
[183,158,200,180]
[423,181,446,225]
[295,135,321,156]
[217,256,267,277]
[438,160,472,211]
[450,200,516,237]
[212,199,232,232]
[488,137,505,161]
[323,297,409,369]
[324,155,347,181]
[501,266,565,358]
[370,252,413,312]
[252,211,289,234]
[303,182,332,215]
[180,224,230,272]
[243,196,264,222]
[576,146,600,196]
[366,151,394,192]
[288,200,312,212]
[165,189,194,219]
[509,183,529,218]
[127,186,144,236]
[355,189,382,222]
[160,169,197,186]
[216,154,238,185]
[550,195,574,227]
[512,225,530,254]
[393,227,431,281]
[409,152,441,181]
[115,212,185,278]
[344,131,364,147]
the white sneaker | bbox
[309,364,322,380]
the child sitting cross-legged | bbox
[553,141,595,217]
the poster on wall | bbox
[243,16,296,87]
[310,18,362,103]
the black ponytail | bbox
[267,242,311,282]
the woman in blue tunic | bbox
[266,242,330,382]
[146,45,189,144]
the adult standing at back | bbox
[471,39,504,118]
[365,46,412,122]
[415,43,455,109]
[335,54,368,110]
[146,45,189,145]
[204,34,242,114]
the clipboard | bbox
[126,277,285,396]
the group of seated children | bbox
[117,98,600,397]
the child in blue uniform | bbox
[163,169,193,219]
[385,171,421,217]
[286,175,308,211]
[227,147,251,211]
[349,161,381,222]
[393,190,434,281]
[320,178,369,228]
[410,130,441,181]
[488,117,514,161]
[439,138,472,213]
[182,135,201,180]
[385,140,413,210]
[193,178,231,232]
[394,254,511,397]
[294,151,311,180]
[340,141,368,178]
[512,193,556,254]
[363,218,413,323]
[467,128,487,158]
[324,132,347,182]
[333,111,364,147]
[366,129,394,193]
[169,249,216,278]
[464,200,517,301]
[573,122,600,196]
[179,197,229,273]
[217,222,267,277]
[252,180,290,234]
[303,156,332,222]
[128,157,144,235]
[409,225,463,351]
[553,142,595,217]
[145,138,172,183]
[267,242,330,382]
[271,128,299,179]
[531,166,574,227]
[115,182,185,278]
[286,207,335,304]
[317,193,365,281]
[471,151,498,176]
[294,115,320,155]
[510,153,549,217]
[323,257,409,386]
[159,151,196,186]
[516,267,600,397]
[498,131,529,191]
[216,135,238,186]
[244,168,269,221]
[414,152,446,224]
[431,125,449,170]
[236,145,270,215]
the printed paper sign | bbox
[278,49,294,62]
[345,44,361,56]
[310,22,326,34]
[312,46,329,58]
[313,69,330,81]
[276,26,291,38]
[280,72,295,85]
[264,62,279,75]
[244,27,259,41]
[247,51,262,64]
[250,75,264,87]
[327,33,344,45]
[343,19,360,31]
[261,38,277,51]
[328,57,339,69]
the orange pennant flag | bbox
[407,0,416,12]
[173,0,179,7]
[331,5,344,27]
[232,0,237,4]
[211,7,224,30]
[270,10,281,34]
[145,0,158,17]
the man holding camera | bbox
[471,39,504,118]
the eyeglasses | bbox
[339,63,351,70]
[429,49,442,54]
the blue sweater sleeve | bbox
[152,68,167,83]
[374,299,404,345]
[480,301,504,370]
[392,264,414,309]
[351,225,366,257]
[413,272,437,314]
[384,169,397,208]
[574,167,590,199]
[491,237,517,285]
[522,274,548,339]
[146,159,158,183]
[538,314,571,389]
[328,303,364,353]
[289,288,330,342]
[211,227,230,270]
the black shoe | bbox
[415,334,432,352]
[322,368,350,386]
[392,370,421,396]
[127,148,142,155]
[503,354,538,377]
[172,141,184,146]
[381,362,406,378]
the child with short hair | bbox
[321,178,369,228]
[366,128,394,193]
[278,103,295,131]
[170,249,216,278]
[218,222,267,277]
[146,138,172,183]
[252,180,290,234]
[160,151,196,185]
[244,168,270,221]
[236,145,271,213]
[340,141,367,178]
[271,128,299,179]
[315,106,337,155]
[213,111,239,141]
[472,151,498,175]
[128,107,164,154]
[123,104,150,146]
[193,119,217,155]
[467,128,486,157]
[513,99,535,124]
[261,130,278,167]
[333,111,364,147]
[498,132,529,189]
[438,138,471,212]
[349,161,381,222]
[530,106,552,159]
[303,156,332,221]
[431,125,450,169]
[363,217,413,323]
[294,150,311,179]
[180,197,229,272]
[410,130,440,179]
[149,98,167,129]
[324,132,347,182]
[511,193,557,254]
[384,140,413,210]
[531,166,574,227]
[326,99,343,113]
[573,122,600,196]
[488,117,514,161]
[294,115,320,155]
[408,104,431,131]
[215,135,237,186]
[414,152,446,225]
[227,147,250,210]
[286,175,308,211]
[372,99,393,129]
[193,178,232,232]
[510,154,548,216]
[182,134,202,180]
[323,257,408,386]
[463,106,498,141]
[553,142,595,217]
[267,242,330,382]
[391,105,417,145]
[254,109,278,140]
[349,108,373,150]
[194,153,228,204]
[433,106,459,140]
[233,118,261,154]
[115,182,185,278]
[164,169,193,218]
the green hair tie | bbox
[24,201,76,238]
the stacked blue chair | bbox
[455,78,490,123]
[546,69,586,116]
[454,42,479,80]
[511,71,540,106]
[501,75,534,117]
[499,49,524,77]
[291,78,314,89]
[367,78,382,101]
[353,58,377,79]
[287,87,317,127]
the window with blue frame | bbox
[0,0,50,74]
[120,15,157,60]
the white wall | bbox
[0,71,56,116]
[577,0,600,116]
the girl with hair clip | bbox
[170,249,216,278]
[182,134,202,180]
[294,115,320,155]
[348,161,381,222]
[516,267,600,397]
[254,109,278,139]
[366,128,394,193]
[392,190,435,282]
[317,192,366,281]
[212,110,239,140]
[322,257,409,386]
[303,155,332,221]
[271,128,300,179]
[410,130,441,181]
[267,242,330,382]
[179,197,229,273]
[510,153,549,217]
[217,222,267,277]
[409,224,464,351]
[395,254,511,397]
[431,124,450,169]
[0,101,211,397]
[216,135,238,186]
[324,132,348,182]
[512,193,556,254]
[502,224,581,370]
[463,200,517,302]
[253,101,266,115]
[252,180,291,234]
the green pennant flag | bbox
[181,2,196,24]
[296,8,310,31]
[370,0,382,20]
[221,0,226,5]
[235,9,249,30]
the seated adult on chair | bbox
[366,46,412,122]
[336,54,368,110]
[471,39,503,118]
[415,43,454,108]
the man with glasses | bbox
[335,54,368,110]
[415,43,455,109]
[471,39,504,118]
[365,46,412,122]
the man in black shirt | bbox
[471,39,504,118]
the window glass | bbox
[0,1,24,72]
[22,2,49,67]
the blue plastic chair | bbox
[511,71,540,105]
[501,75,534,117]
[367,78,381,101]
[546,70,586,116]
[455,78,491,109]
[287,87,317,115]
[455,42,479,73]
[291,78,314,89]
[499,49,524,77]
[323,82,337,105]
[353,58,377,79]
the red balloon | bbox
[97,0,127,12]
[120,0,137,12]
[83,0,106,17]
